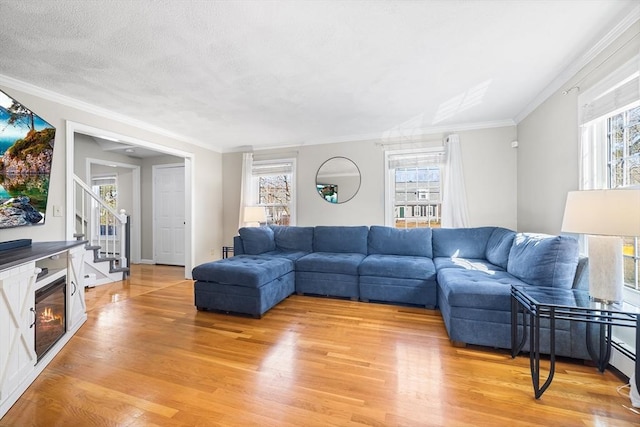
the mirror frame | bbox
[315,156,361,204]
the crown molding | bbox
[514,6,640,124]
[221,119,516,153]
[0,73,218,152]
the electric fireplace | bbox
[34,276,66,362]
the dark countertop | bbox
[0,241,86,273]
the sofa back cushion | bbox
[313,226,368,254]
[367,225,432,257]
[238,226,276,255]
[485,227,516,269]
[507,233,579,288]
[270,225,314,252]
[432,227,495,259]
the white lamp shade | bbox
[244,206,266,225]
[561,189,640,304]
[561,189,640,237]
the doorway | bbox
[66,121,194,279]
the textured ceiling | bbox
[0,0,637,152]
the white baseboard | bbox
[138,259,155,264]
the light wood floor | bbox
[1,264,638,426]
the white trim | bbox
[66,120,194,279]
[222,119,516,153]
[515,4,640,123]
[0,74,213,152]
[384,147,445,227]
[251,157,297,226]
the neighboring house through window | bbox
[385,148,444,229]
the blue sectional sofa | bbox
[192,225,590,359]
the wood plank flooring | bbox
[1,265,638,426]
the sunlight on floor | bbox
[83,264,187,312]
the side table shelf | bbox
[511,285,639,399]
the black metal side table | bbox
[222,246,234,259]
[511,285,639,399]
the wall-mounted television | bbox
[0,89,55,229]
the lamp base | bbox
[587,235,624,304]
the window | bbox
[92,175,117,236]
[252,159,295,225]
[580,55,640,292]
[385,149,443,229]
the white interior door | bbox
[154,165,185,266]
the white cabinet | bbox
[0,241,87,419]
[0,263,38,403]
[67,244,87,332]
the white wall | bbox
[0,84,222,272]
[222,125,518,243]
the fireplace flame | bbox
[40,307,62,324]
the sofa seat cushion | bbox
[437,268,527,310]
[359,254,436,280]
[433,257,505,272]
[192,255,293,288]
[296,252,366,275]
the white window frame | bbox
[578,54,640,306]
[251,158,296,226]
[384,148,444,228]
[91,174,118,237]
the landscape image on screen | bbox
[0,89,56,229]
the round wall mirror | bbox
[315,156,361,204]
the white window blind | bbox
[580,55,640,125]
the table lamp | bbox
[561,189,640,303]
[244,206,267,227]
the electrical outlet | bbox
[52,205,62,217]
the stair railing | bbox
[73,174,128,271]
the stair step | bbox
[85,245,101,251]
[110,267,130,274]
[94,256,118,263]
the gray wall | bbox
[516,20,640,234]
[222,125,518,245]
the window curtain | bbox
[238,152,254,229]
[440,134,469,228]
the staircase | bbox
[73,174,130,287]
